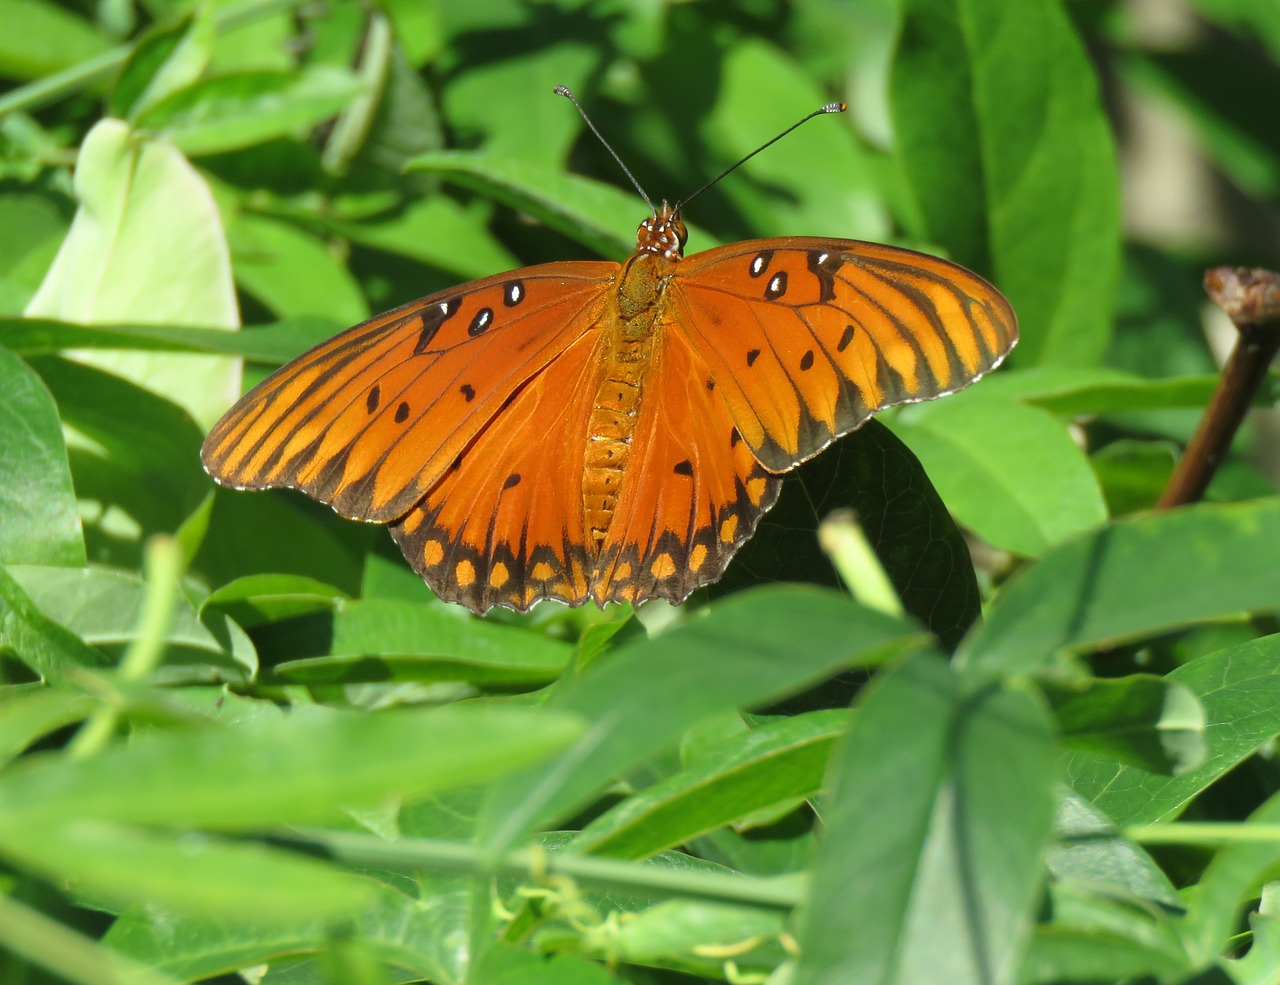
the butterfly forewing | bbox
[673,238,1017,472]
[201,263,616,522]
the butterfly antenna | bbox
[674,101,847,212]
[555,85,658,217]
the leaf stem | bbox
[67,536,182,757]
[1128,822,1280,846]
[286,828,804,911]
[1157,267,1280,509]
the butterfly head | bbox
[636,202,688,260]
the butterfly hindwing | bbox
[389,332,606,612]
[672,238,1017,471]
[591,327,782,608]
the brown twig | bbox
[1157,267,1280,509]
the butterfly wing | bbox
[389,331,607,613]
[201,262,616,522]
[589,327,782,608]
[670,238,1018,471]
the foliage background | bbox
[2,0,1280,983]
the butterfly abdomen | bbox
[582,253,673,556]
[582,331,653,553]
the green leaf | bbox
[262,598,573,687]
[381,0,444,67]
[110,8,215,121]
[1046,674,1207,775]
[718,421,982,652]
[891,0,1120,365]
[0,704,583,831]
[438,24,597,169]
[959,500,1280,680]
[230,212,369,324]
[1019,925,1191,984]
[1180,791,1280,966]
[574,710,845,860]
[0,564,109,680]
[8,564,254,683]
[135,66,365,157]
[201,573,350,630]
[1092,439,1178,516]
[0,0,110,80]
[793,652,1057,985]
[2,821,381,922]
[1049,789,1179,906]
[1065,634,1280,826]
[479,586,924,852]
[26,355,213,572]
[0,192,70,315]
[407,151,717,260]
[0,348,83,566]
[0,687,96,766]
[893,394,1108,556]
[704,40,887,240]
[1,315,339,364]
[23,119,239,429]
[471,943,622,985]
[105,852,475,984]
[325,195,520,282]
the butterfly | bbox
[201,100,1017,616]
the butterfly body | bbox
[203,204,1017,614]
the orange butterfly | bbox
[202,96,1017,614]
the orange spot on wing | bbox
[649,553,676,579]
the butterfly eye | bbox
[671,216,688,252]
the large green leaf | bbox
[4,821,382,922]
[23,119,239,429]
[1065,634,1280,826]
[893,394,1107,556]
[793,652,1057,985]
[891,0,1120,365]
[0,704,583,831]
[0,348,83,566]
